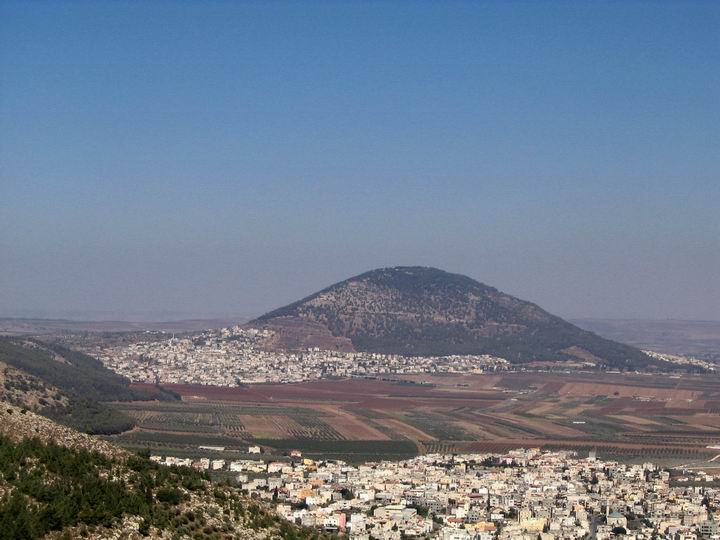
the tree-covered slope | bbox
[0,404,326,540]
[0,338,177,434]
[253,266,660,370]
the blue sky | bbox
[1,1,718,321]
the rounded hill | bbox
[252,266,657,370]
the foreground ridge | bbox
[0,404,327,540]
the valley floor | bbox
[105,372,720,467]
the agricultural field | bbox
[106,372,720,465]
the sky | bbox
[1,1,719,322]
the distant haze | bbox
[1,2,718,322]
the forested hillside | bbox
[0,338,177,434]
[0,405,326,540]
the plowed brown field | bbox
[122,372,720,464]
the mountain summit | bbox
[252,266,656,369]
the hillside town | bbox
[642,351,715,373]
[149,448,720,540]
[93,326,510,385]
[90,325,712,386]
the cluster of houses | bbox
[642,351,715,372]
[94,325,509,385]
[152,447,720,539]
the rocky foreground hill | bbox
[0,403,325,540]
[252,266,659,370]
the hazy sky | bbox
[1,1,719,321]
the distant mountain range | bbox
[571,318,720,361]
[0,317,248,335]
[251,266,661,370]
